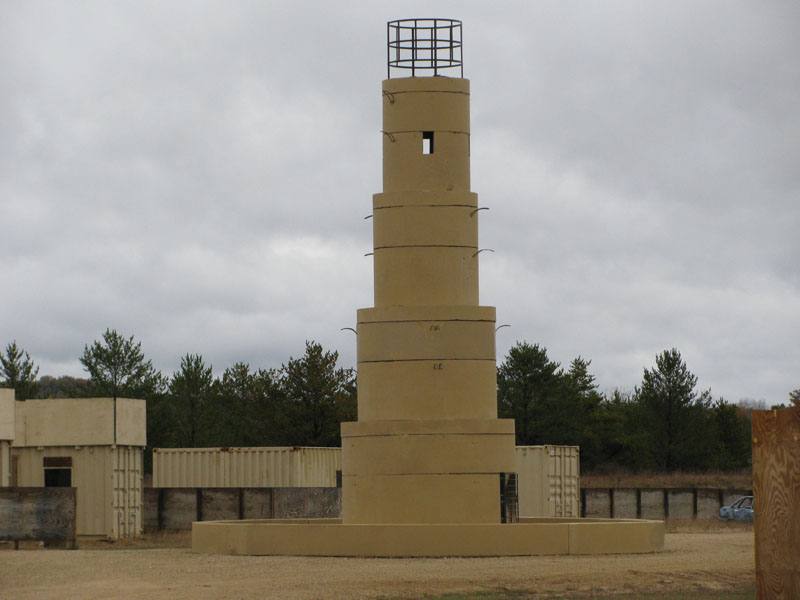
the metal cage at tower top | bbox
[387,19,463,78]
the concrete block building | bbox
[5,393,145,538]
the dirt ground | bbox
[0,530,754,599]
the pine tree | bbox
[167,354,214,447]
[789,388,800,409]
[497,342,563,445]
[80,329,162,399]
[280,341,355,447]
[0,341,39,400]
[564,357,605,468]
[635,348,711,470]
[710,398,752,469]
[211,362,286,447]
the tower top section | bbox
[387,19,463,79]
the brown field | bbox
[582,469,752,490]
[0,527,754,599]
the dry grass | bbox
[400,591,756,600]
[582,469,752,489]
[77,531,192,550]
[0,532,192,552]
[664,518,752,534]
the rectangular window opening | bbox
[422,131,434,154]
[45,468,72,487]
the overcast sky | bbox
[2,1,798,404]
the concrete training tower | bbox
[342,18,516,525]
[192,18,664,555]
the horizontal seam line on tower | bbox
[373,245,477,250]
[382,129,469,135]
[374,204,476,209]
[358,358,495,364]
[382,91,469,97]
[357,319,495,324]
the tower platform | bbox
[192,518,665,556]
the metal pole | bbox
[449,22,453,68]
[412,19,416,77]
[460,22,464,78]
[433,21,437,75]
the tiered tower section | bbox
[341,20,516,525]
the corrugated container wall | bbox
[515,445,580,518]
[0,441,11,487]
[112,446,143,538]
[11,445,143,537]
[152,447,342,488]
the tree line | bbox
[2,332,797,473]
[497,343,773,472]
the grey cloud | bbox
[1,1,797,404]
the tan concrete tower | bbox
[192,19,665,555]
[341,18,517,525]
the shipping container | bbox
[152,447,342,488]
[11,445,143,537]
[516,445,580,518]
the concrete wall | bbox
[582,487,753,519]
[115,398,147,446]
[13,397,146,447]
[0,441,10,488]
[0,487,76,545]
[0,389,13,487]
[144,487,341,531]
[0,389,14,440]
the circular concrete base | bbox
[191,517,665,557]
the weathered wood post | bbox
[752,407,800,599]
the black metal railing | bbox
[387,18,463,78]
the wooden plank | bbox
[753,408,800,599]
[0,487,77,545]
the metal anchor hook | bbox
[382,90,396,104]
[340,327,358,335]
[381,130,396,142]
[472,248,495,257]
[470,207,489,217]
[495,324,511,332]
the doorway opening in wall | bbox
[44,456,72,487]
[11,455,19,486]
[422,131,434,154]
